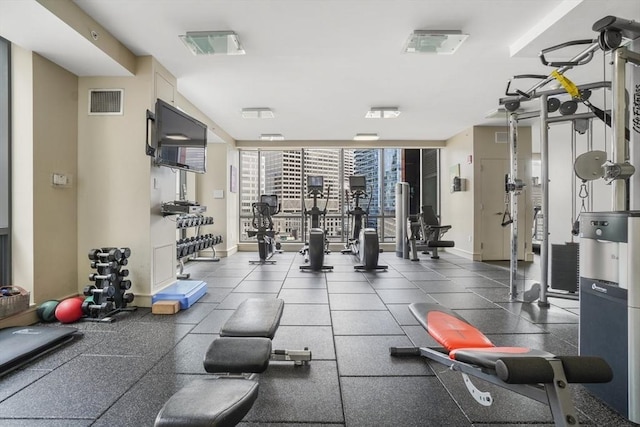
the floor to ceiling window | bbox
[239,148,406,244]
[0,37,11,286]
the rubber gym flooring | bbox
[0,250,634,426]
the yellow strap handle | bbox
[551,70,580,99]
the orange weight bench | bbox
[390,303,613,427]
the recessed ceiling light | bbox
[366,107,401,119]
[165,133,190,141]
[241,108,274,119]
[404,30,469,55]
[260,134,284,141]
[179,31,245,55]
[353,133,379,141]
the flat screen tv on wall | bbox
[155,99,207,173]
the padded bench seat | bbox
[204,337,272,374]
[155,378,259,427]
[220,298,284,339]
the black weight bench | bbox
[155,298,311,427]
[391,303,613,426]
[407,206,454,260]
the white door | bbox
[480,159,510,260]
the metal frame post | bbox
[539,94,550,307]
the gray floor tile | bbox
[540,323,580,347]
[368,277,417,289]
[432,365,554,424]
[191,309,235,334]
[203,276,244,288]
[487,332,577,356]
[1,251,628,427]
[387,303,419,326]
[363,269,405,279]
[341,376,471,427]
[548,296,580,309]
[152,333,215,373]
[244,270,288,281]
[327,281,375,294]
[413,279,467,293]
[329,293,386,310]
[92,373,201,427]
[450,276,506,287]
[280,304,331,326]
[85,322,193,360]
[469,286,513,302]
[401,271,448,281]
[439,268,484,278]
[325,271,368,282]
[233,280,283,293]
[0,355,151,419]
[402,325,441,347]
[278,288,328,304]
[332,310,404,335]
[0,420,92,426]
[334,335,432,376]
[245,362,343,423]
[497,302,579,324]
[429,292,498,309]
[216,292,278,309]
[282,276,327,288]
[197,287,232,302]
[272,326,335,360]
[375,289,435,304]
[0,369,49,402]
[454,309,547,334]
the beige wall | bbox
[11,49,79,304]
[77,56,183,306]
[440,128,474,258]
[473,126,533,261]
[440,126,533,261]
[11,46,35,302]
[33,53,79,302]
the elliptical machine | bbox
[248,194,282,264]
[299,176,333,271]
[341,176,387,271]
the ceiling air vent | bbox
[495,132,508,144]
[88,89,123,115]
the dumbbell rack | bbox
[176,214,223,280]
[84,247,136,323]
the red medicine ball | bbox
[55,297,84,323]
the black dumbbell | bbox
[119,258,128,266]
[90,261,119,269]
[120,280,132,290]
[119,269,129,277]
[89,272,117,282]
[88,248,122,262]
[123,293,135,303]
[84,284,116,297]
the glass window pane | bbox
[239,150,259,215]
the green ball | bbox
[36,300,59,323]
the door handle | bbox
[495,212,503,215]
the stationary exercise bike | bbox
[299,176,333,271]
[341,176,387,271]
[248,194,282,264]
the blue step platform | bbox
[152,280,207,310]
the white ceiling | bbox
[1,0,639,143]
